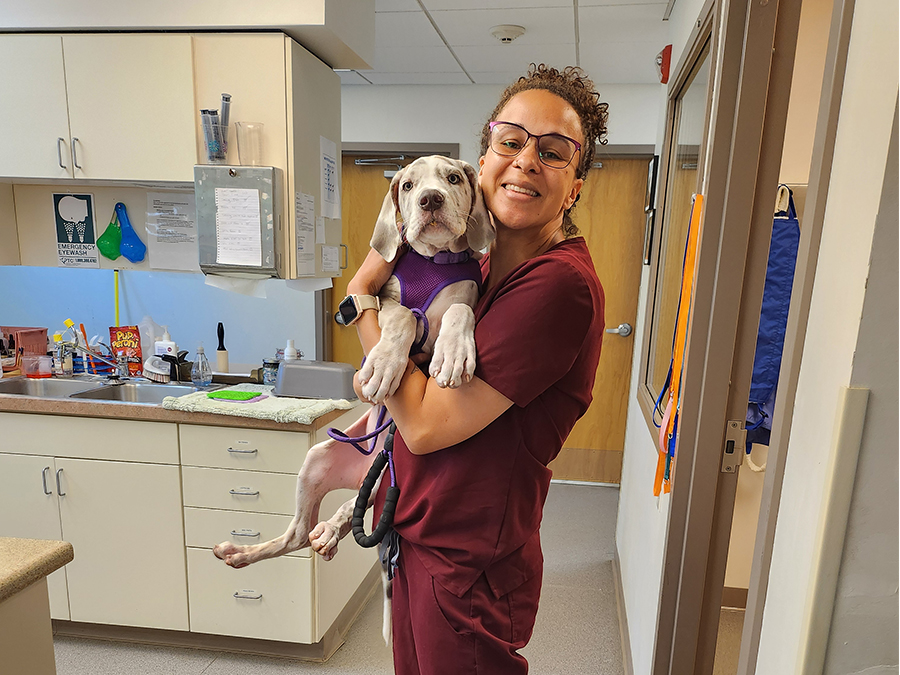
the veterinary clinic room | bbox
[0,1,896,674]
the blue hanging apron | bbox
[745,185,801,450]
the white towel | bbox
[162,382,357,425]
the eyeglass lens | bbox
[490,122,578,168]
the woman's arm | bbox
[347,249,513,455]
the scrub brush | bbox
[143,356,170,383]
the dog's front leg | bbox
[358,298,416,404]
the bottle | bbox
[155,327,177,356]
[138,316,163,362]
[284,339,299,360]
[52,333,73,377]
[191,344,213,386]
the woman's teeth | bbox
[504,184,539,197]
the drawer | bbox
[179,424,309,473]
[182,466,297,515]
[184,507,310,558]
[187,547,314,643]
[0,412,178,464]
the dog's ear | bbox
[462,162,494,253]
[370,169,405,262]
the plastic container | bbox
[236,122,264,166]
[155,327,177,356]
[1,326,48,356]
[138,316,163,362]
[24,354,52,379]
[191,345,213,386]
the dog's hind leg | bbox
[213,407,381,568]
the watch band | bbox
[354,295,380,314]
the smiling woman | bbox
[344,63,609,675]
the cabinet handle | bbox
[340,243,349,270]
[229,488,260,496]
[231,529,260,538]
[57,138,67,169]
[56,468,65,496]
[233,590,263,600]
[42,467,52,495]
[71,137,82,170]
[227,447,258,454]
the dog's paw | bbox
[358,344,407,404]
[213,541,252,569]
[309,521,340,561]
[430,309,476,388]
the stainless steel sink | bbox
[69,382,209,405]
[0,377,110,398]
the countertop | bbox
[0,538,74,604]
[0,390,357,433]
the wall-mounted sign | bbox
[53,193,99,268]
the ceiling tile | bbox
[373,45,462,72]
[431,7,575,47]
[470,71,536,85]
[376,10,444,47]
[336,70,374,85]
[578,4,668,43]
[376,0,421,10]
[579,40,663,84]
[425,0,571,8]
[456,43,578,74]
[364,71,474,85]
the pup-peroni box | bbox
[109,326,143,377]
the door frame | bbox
[650,0,805,671]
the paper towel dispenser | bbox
[194,165,283,278]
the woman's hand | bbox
[347,247,398,297]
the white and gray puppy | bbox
[214,155,493,644]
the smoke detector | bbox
[490,25,526,44]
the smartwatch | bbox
[335,294,380,326]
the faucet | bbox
[58,341,129,380]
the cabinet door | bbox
[56,458,188,630]
[0,453,69,619]
[0,35,72,179]
[62,34,197,181]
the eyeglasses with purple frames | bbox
[488,121,582,169]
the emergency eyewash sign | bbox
[54,193,99,268]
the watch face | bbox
[336,296,357,326]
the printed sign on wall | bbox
[53,193,99,268]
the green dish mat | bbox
[207,390,264,401]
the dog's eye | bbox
[402,181,413,191]
[447,173,461,185]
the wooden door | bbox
[0,453,70,619]
[548,158,649,483]
[0,35,72,179]
[336,156,649,483]
[62,34,196,182]
[57,457,189,630]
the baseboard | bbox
[612,548,634,675]
[53,562,382,663]
[721,586,749,609]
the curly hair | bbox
[480,64,609,237]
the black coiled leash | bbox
[349,419,400,548]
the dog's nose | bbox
[418,190,444,212]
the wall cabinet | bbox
[0,34,196,182]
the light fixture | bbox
[490,25,526,44]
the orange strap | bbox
[654,194,704,496]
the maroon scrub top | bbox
[375,237,605,599]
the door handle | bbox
[42,466,52,495]
[57,138,67,169]
[71,137,82,170]
[56,468,66,496]
[605,322,633,337]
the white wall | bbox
[755,0,898,669]
[341,82,661,166]
[613,0,707,671]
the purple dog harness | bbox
[327,247,483,550]
[392,248,483,353]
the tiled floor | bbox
[54,482,622,674]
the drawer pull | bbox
[231,529,260,538]
[227,447,258,454]
[229,487,260,496]
[233,590,263,600]
[56,468,66,496]
[42,466,52,495]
